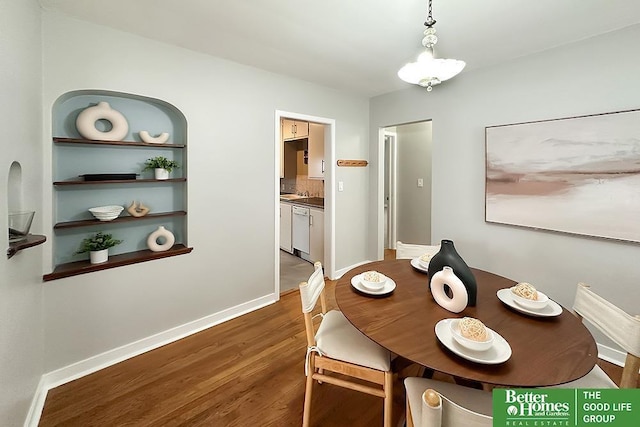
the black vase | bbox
[427,239,477,306]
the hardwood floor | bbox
[39,277,624,426]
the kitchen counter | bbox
[280,196,324,209]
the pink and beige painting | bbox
[485,109,640,243]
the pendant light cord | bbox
[424,0,436,28]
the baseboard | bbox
[597,343,626,367]
[34,293,277,409]
[23,376,48,427]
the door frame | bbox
[384,130,397,250]
[376,120,433,259]
[274,110,336,297]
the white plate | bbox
[435,318,512,364]
[410,257,429,273]
[351,273,396,296]
[496,288,563,317]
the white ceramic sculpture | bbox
[76,101,128,141]
[147,226,175,252]
[139,131,170,144]
[430,266,468,313]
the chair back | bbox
[421,389,492,427]
[299,262,325,314]
[573,283,640,387]
[299,262,327,347]
[396,241,440,260]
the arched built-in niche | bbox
[7,161,46,258]
[8,161,22,212]
[44,89,191,280]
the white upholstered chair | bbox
[396,241,440,260]
[299,262,394,427]
[404,377,492,427]
[548,282,640,389]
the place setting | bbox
[496,282,563,317]
[409,252,433,273]
[435,316,512,364]
[350,270,396,297]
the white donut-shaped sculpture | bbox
[139,131,170,144]
[430,266,468,313]
[76,101,128,141]
[146,226,175,252]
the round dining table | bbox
[335,259,598,387]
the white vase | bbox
[430,266,468,313]
[89,249,109,264]
[76,101,129,141]
[154,168,169,180]
[147,226,175,252]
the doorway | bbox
[380,120,433,254]
[275,111,336,297]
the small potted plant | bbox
[143,156,180,180]
[76,231,123,264]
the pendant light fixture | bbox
[398,0,465,91]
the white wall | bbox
[0,0,44,424]
[370,24,640,349]
[396,121,432,245]
[41,12,370,372]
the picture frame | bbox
[485,109,640,243]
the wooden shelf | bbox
[7,234,47,259]
[54,178,186,186]
[51,94,189,280]
[43,244,193,281]
[53,137,185,148]
[54,211,187,230]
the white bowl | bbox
[418,253,433,269]
[360,271,387,291]
[449,319,494,352]
[510,286,549,310]
[89,205,124,221]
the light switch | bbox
[338,181,344,192]
[417,178,424,188]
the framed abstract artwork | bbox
[485,109,640,243]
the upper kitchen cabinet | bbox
[307,123,325,180]
[282,118,309,141]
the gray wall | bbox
[41,12,371,372]
[370,24,640,349]
[0,0,44,424]
[396,121,432,245]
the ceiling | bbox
[40,0,640,98]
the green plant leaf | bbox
[142,156,180,173]
[75,231,123,254]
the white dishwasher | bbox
[292,205,310,257]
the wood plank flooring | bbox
[39,276,624,427]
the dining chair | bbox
[404,377,492,427]
[395,241,440,260]
[299,262,394,427]
[549,282,640,389]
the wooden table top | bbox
[335,259,598,387]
